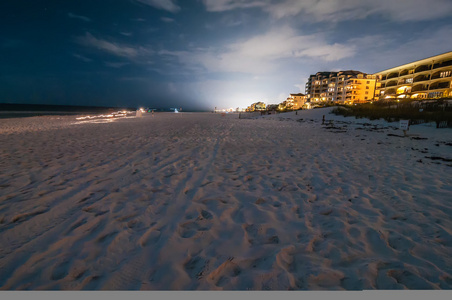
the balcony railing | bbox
[432,60,452,69]
[413,75,430,83]
[385,89,396,95]
[429,82,451,90]
[414,65,430,73]
[412,84,428,93]
[397,79,413,85]
[387,73,398,79]
[431,72,452,80]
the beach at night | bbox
[2,2,452,296]
[1,108,451,290]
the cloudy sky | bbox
[1,0,452,110]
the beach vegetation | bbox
[331,98,452,127]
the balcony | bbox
[385,88,396,95]
[414,64,430,73]
[399,69,412,77]
[397,86,411,94]
[387,72,398,79]
[413,74,430,83]
[432,59,452,69]
[429,81,451,90]
[385,80,398,87]
[398,78,413,85]
[412,84,429,93]
[431,70,452,80]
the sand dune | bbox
[0,109,451,290]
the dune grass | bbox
[331,99,452,126]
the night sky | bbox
[1,0,452,111]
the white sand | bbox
[0,108,451,290]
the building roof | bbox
[337,70,364,76]
[290,93,305,96]
[373,50,452,74]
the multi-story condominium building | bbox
[374,51,452,100]
[305,71,338,102]
[335,71,378,104]
[306,70,378,104]
[287,93,308,110]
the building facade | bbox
[246,101,266,112]
[335,71,378,104]
[306,70,378,104]
[373,51,452,100]
[305,71,338,103]
[287,93,308,110]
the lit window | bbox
[440,71,451,78]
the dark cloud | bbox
[68,12,91,22]
[134,0,180,13]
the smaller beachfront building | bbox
[373,51,452,100]
[246,101,266,112]
[287,93,308,110]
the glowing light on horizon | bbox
[75,110,134,121]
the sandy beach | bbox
[0,108,451,290]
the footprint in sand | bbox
[207,258,241,287]
[178,209,214,238]
[243,224,279,246]
[387,269,434,289]
[365,228,393,255]
[374,261,405,289]
[50,258,72,281]
[65,217,88,235]
[183,256,209,279]
[387,231,414,252]
[138,227,161,247]
[80,275,102,290]
[96,230,119,244]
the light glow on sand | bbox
[1,109,451,290]
[72,110,135,125]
